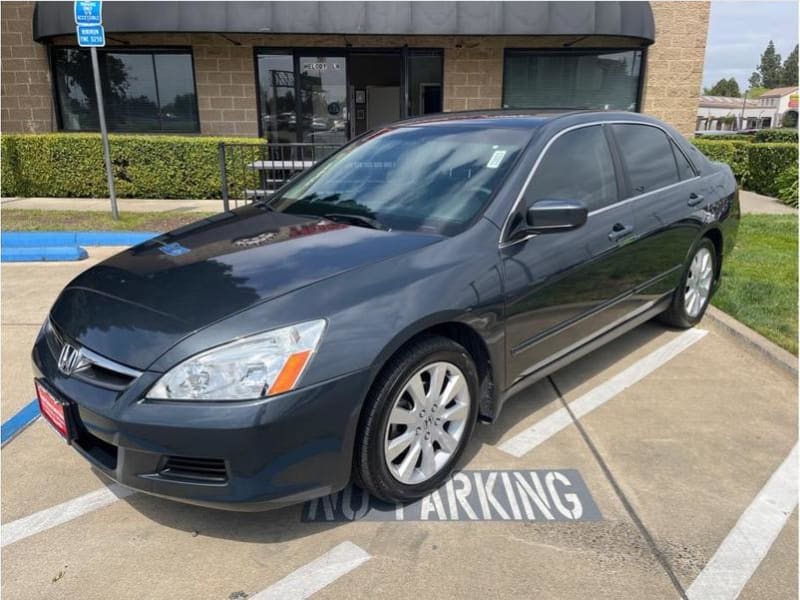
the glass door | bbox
[297,55,349,144]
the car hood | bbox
[51,206,442,370]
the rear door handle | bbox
[608,223,634,242]
[688,192,704,206]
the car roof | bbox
[392,109,662,131]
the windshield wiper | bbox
[322,213,389,231]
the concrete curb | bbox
[1,246,88,262]
[1,231,158,247]
[705,306,798,376]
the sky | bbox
[702,0,799,91]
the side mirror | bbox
[525,199,588,233]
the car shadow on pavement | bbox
[109,320,674,543]
[461,320,671,458]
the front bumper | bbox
[32,333,373,511]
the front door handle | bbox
[688,192,704,206]
[608,223,634,242]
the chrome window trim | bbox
[499,119,699,248]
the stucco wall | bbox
[642,1,711,135]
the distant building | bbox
[696,86,799,132]
[758,86,798,128]
[696,95,763,131]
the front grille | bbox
[159,456,228,484]
[45,320,140,390]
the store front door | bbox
[257,48,442,144]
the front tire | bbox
[353,336,479,503]
[660,238,716,328]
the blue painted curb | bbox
[1,231,158,247]
[1,246,89,262]
[1,399,40,447]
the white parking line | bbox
[250,541,371,600]
[499,328,708,457]
[687,444,798,600]
[1,483,133,547]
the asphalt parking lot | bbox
[1,249,797,600]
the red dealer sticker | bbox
[35,381,70,439]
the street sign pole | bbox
[90,46,118,220]
[75,1,117,220]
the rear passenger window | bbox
[671,141,696,180]
[526,126,617,212]
[612,124,680,195]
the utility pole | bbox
[739,90,748,131]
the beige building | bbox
[1,1,709,139]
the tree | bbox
[751,40,783,89]
[747,86,769,98]
[703,77,741,97]
[781,45,798,86]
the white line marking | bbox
[499,328,708,457]
[251,541,371,600]
[1,483,133,548]
[687,444,798,600]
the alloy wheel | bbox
[684,247,714,318]
[383,361,471,485]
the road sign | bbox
[77,25,105,48]
[74,1,102,25]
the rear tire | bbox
[660,238,716,328]
[353,336,479,503]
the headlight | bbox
[147,320,326,400]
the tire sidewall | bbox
[367,341,479,502]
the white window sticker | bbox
[486,150,507,169]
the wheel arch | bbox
[368,318,500,423]
[702,227,724,281]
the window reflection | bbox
[257,54,296,143]
[53,48,199,133]
[613,125,680,194]
[504,50,643,111]
[527,126,617,212]
[298,56,348,145]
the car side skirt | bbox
[497,294,673,410]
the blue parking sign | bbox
[74,1,102,25]
[77,25,105,47]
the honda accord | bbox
[33,111,739,510]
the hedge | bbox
[690,139,798,198]
[691,139,751,180]
[776,164,798,208]
[1,133,263,199]
[753,128,798,143]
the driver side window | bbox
[526,125,617,212]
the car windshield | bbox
[268,125,532,236]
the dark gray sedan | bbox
[33,110,739,510]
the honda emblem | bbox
[58,343,85,376]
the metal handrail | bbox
[219,142,341,210]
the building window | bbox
[52,48,199,133]
[503,49,643,111]
[256,52,296,143]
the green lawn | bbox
[712,214,798,354]
[1,209,217,233]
